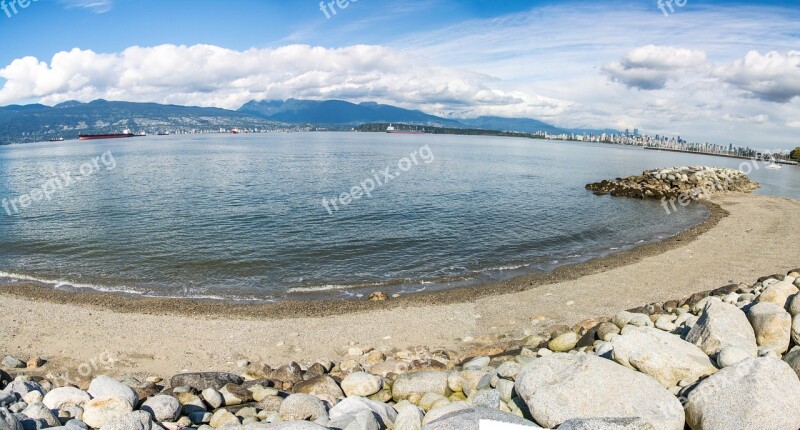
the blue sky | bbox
[0,0,799,148]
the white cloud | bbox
[59,0,113,13]
[715,50,800,103]
[0,44,567,116]
[603,45,707,90]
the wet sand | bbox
[1,193,798,378]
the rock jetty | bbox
[586,166,759,200]
[3,269,800,429]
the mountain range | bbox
[0,98,614,144]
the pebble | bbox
[7,267,800,430]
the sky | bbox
[0,0,798,148]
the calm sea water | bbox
[0,133,798,300]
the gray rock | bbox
[420,402,469,427]
[201,388,224,409]
[422,407,542,430]
[189,411,212,425]
[0,408,23,430]
[328,397,397,429]
[746,302,792,354]
[88,376,138,409]
[220,384,254,406]
[0,359,23,370]
[494,379,514,404]
[611,326,717,387]
[792,314,800,345]
[391,372,449,402]
[251,422,328,429]
[141,395,180,422]
[462,357,490,369]
[558,417,655,429]
[20,403,60,428]
[278,394,327,422]
[494,362,520,380]
[99,410,152,430]
[169,373,244,391]
[3,382,43,399]
[0,394,15,408]
[393,405,423,430]
[341,373,383,398]
[82,396,134,429]
[64,419,88,430]
[596,322,621,341]
[293,375,345,404]
[327,409,379,430]
[470,389,500,409]
[784,348,800,379]
[757,281,799,308]
[788,293,800,316]
[43,388,91,410]
[515,353,684,430]
[684,300,757,357]
[15,414,47,430]
[685,357,800,430]
[716,346,750,368]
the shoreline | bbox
[0,200,724,319]
[2,192,799,378]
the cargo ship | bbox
[386,124,425,135]
[79,129,136,141]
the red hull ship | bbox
[78,133,135,140]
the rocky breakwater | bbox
[586,166,759,200]
[4,269,800,429]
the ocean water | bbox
[0,133,797,301]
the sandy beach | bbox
[1,192,798,379]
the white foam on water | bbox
[0,271,265,302]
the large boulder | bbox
[684,357,800,430]
[422,406,542,430]
[514,353,684,430]
[746,302,792,354]
[341,372,383,398]
[393,405,423,430]
[684,300,757,357]
[327,409,380,430]
[611,326,717,387]
[757,281,799,308]
[21,403,60,428]
[140,395,180,422]
[293,375,345,404]
[82,396,134,429]
[169,372,244,391]
[392,372,449,402]
[88,376,139,409]
[0,408,22,430]
[792,315,800,345]
[558,418,655,429]
[43,387,91,410]
[99,410,153,430]
[328,397,397,429]
[278,394,327,422]
[784,348,800,379]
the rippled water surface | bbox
[0,133,797,300]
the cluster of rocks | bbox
[586,166,759,200]
[4,269,800,430]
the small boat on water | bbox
[766,163,782,170]
[48,137,64,142]
[386,124,425,135]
